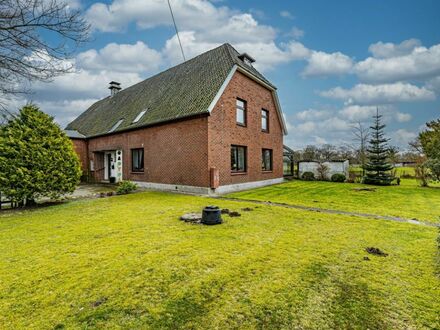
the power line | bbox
[167,0,186,62]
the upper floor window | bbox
[131,148,144,172]
[236,98,246,126]
[262,149,273,171]
[231,145,247,172]
[262,109,269,132]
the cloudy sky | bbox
[15,0,440,149]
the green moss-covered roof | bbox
[65,43,275,138]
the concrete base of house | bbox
[133,177,285,196]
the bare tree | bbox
[351,121,370,176]
[316,162,329,181]
[0,0,89,105]
[302,145,319,161]
[318,144,336,161]
[409,138,430,187]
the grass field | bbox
[228,179,440,224]
[350,166,416,178]
[1,191,439,329]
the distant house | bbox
[298,160,349,178]
[65,43,287,194]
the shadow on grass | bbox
[299,262,388,329]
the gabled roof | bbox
[66,43,285,138]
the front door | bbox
[104,151,116,182]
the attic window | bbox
[238,53,255,67]
[133,109,147,123]
[109,119,124,133]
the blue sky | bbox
[19,0,440,149]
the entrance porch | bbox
[92,149,123,183]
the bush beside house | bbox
[0,105,81,205]
[116,181,138,195]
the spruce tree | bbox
[363,108,394,185]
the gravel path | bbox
[215,197,439,228]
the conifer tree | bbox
[0,104,81,204]
[363,108,394,185]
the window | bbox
[236,99,246,126]
[133,109,147,123]
[131,148,144,172]
[109,119,124,133]
[261,109,269,132]
[262,149,273,171]
[90,160,94,171]
[231,145,247,172]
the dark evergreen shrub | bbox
[0,104,81,204]
[331,173,346,182]
[301,172,315,181]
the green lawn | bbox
[228,179,440,224]
[1,191,439,329]
[350,166,416,177]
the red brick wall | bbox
[208,71,284,186]
[71,139,88,173]
[85,116,210,187]
[69,70,284,189]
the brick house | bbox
[65,43,287,194]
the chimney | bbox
[109,81,121,96]
[238,53,255,66]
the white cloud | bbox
[32,68,143,101]
[395,112,412,122]
[77,41,162,73]
[320,82,436,104]
[302,51,354,76]
[163,32,310,71]
[296,109,331,120]
[296,121,317,134]
[280,10,294,19]
[313,136,327,145]
[426,76,440,92]
[355,43,440,83]
[338,105,378,121]
[392,129,417,145]
[368,38,421,58]
[287,27,304,39]
[86,0,231,32]
[86,0,276,45]
[321,117,351,131]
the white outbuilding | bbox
[298,160,349,179]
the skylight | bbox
[109,119,124,133]
[133,109,147,123]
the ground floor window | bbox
[131,148,144,172]
[231,145,247,172]
[262,149,273,171]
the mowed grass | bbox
[350,166,416,177]
[228,179,440,224]
[1,192,439,329]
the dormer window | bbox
[238,53,255,67]
[133,109,147,123]
[109,119,123,133]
